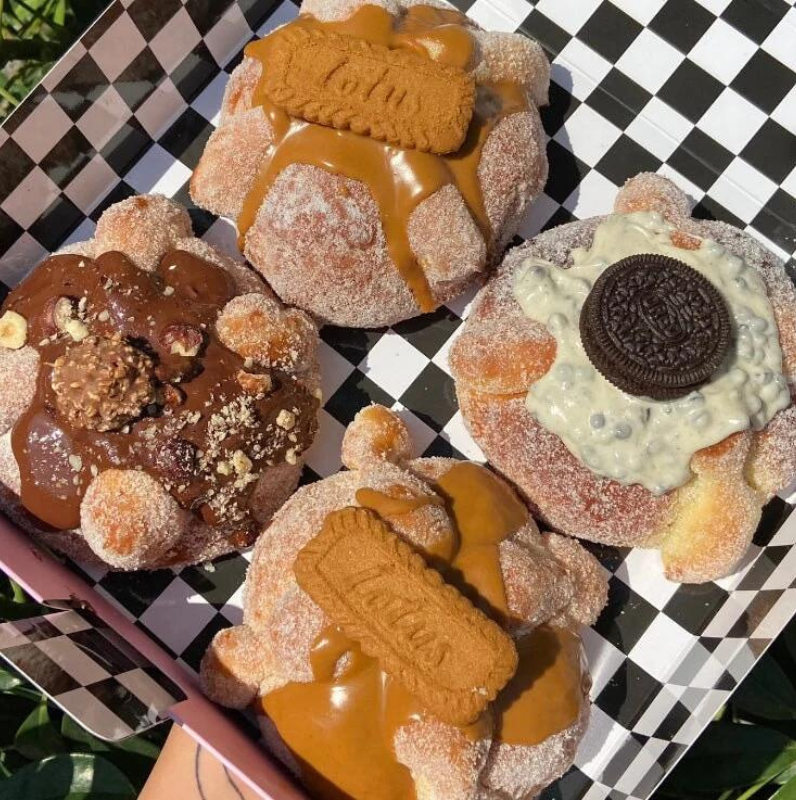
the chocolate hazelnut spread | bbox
[239,4,529,313]
[4,250,318,538]
[262,462,587,800]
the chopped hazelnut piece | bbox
[160,324,203,357]
[237,370,272,395]
[64,319,89,342]
[276,409,296,430]
[285,448,297,465]
[51,297,75,332]
[217,461,232,476]
[0,311,27,349]
[232,450,253,475]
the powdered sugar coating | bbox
[0,194,321,570]
[190,107,272,219]
[473,30,549,106]
[200,625,269,710]
[479,111,548,259]
[479,702,589,800]
[201,407,607,800]
[190,2,550,327]
[94,195,193,272]
[216,292,318,374]
[0,347,38,434]
[451,174,796,582]
[81,469,185,570]
[408,184,486,301]
[245,164,419,327]
[544,533,608,628]
[394,718,491,800]
[342,404,414,469]
[747,400,796,497]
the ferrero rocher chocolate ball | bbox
[51,335,156,432]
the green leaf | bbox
[734,656,796,720]
[0,694,38,748]
[59,716,161,790]
[60,715,160,759]
[52,0,66,27]
[776,762,796,786]
[772,776,796,800]
[0,753,136,800]
[659,722,796,794]
[14,703,66,761]
[0,596,47,621]
[0,749,27,777]
[9,581,26,604]
[0,667,23,693]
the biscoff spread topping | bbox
[3,249,319,536]
[261,463,587,800]
[239,3,530,313]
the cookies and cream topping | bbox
[512,211,790,494]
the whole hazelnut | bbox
[160,324,203,357]
[0,311,27,350]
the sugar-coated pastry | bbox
[0,195,321,570]
[201,405,607,800]
[191,0,550,328]
[450,173,796,583]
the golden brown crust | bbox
[342,404,414,469]
[450,173,796,583]
[0,194,321,570]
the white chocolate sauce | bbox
[512,212,790,494]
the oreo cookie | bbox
[580,254,732,400]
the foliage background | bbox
[2,1,796,798]
[0,0,107,118]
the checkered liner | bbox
[0,606,185,741]
[0,0,795,798]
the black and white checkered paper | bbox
[0,0,795,798]
[0,606,185,741]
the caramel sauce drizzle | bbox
[262,463,587,800]
[239,5,529,313]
